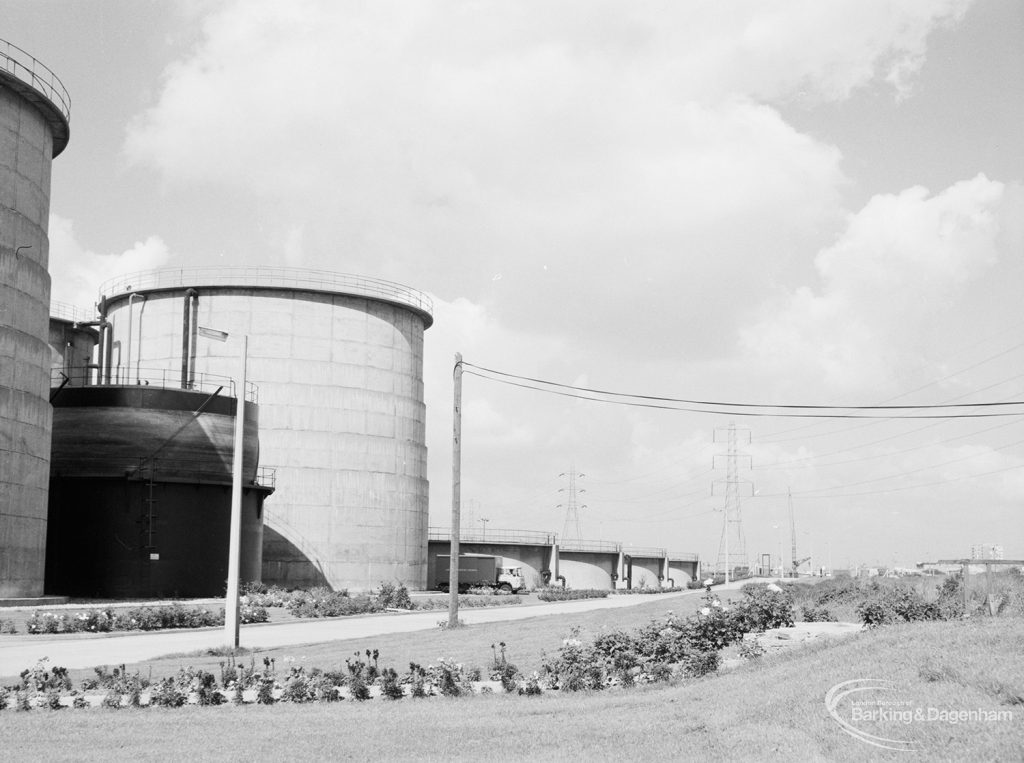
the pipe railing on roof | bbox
[98,266,433,323]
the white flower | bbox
[700,607,711,616]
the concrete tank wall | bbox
[46,386,266,597]
[0,42,70,597]
[99,270,431,591]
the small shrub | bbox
[430,658,471,697]
[255,675,277,705]
[377,581,413,610]
[733,583,795,631]
[101,689,122,709]
[801,604,836,622]
[1,619,17,634]
[280,668,316,703]
[518,673,543,696]
[407,662,429,698]
[345,655,371,701]
[379,668,405,700]
[489,642,520,693]
[856,586,942,627]
[738,637,766,659]
[540,628,605,691]
[149,677,187,708]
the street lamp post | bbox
[198,326,247,648]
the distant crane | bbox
[788,488,810,575]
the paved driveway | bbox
[0,590,709,678]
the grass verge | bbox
[2,617,1021,761]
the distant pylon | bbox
[712,423,753,582]
[558,465,586,542]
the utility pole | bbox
[448,353,462,628]
[558,465,586,542]
[788,487,797,577]
[712,423,753,585]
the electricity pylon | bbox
[558,465,586,542]
[712,423,753,583]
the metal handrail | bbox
[50,301,93,323]
[667,552,700,562]
[558,539,622,553]
[50,367,258,403]
[0,38,71,124]
[98,266,433,321]
[256,466,277,489]
[428,527,558,545]
[623,546,668,559]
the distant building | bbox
[971,544,1004,560]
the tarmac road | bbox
[0,588,715,678]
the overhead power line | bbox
[460,362,1024,420]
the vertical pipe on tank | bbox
[126,293,144,385]
[180,289,197,388]
[189,291,199,388]
[135,298,147,384]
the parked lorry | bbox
[436,554,526,593]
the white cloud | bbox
[119,1,970,360]
[738,174,1007,394]
[48,215,171,313]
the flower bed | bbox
[23,603,268,635]
[0,584,800,712]
[536,588,609,602]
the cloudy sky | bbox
[6,0,1022,569]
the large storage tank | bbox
[98,268,433,591]
[46,383,269,598]
[0,40,70,598]
[49,302,99,387]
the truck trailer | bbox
[436,554,525,593]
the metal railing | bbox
[50,453,275,489]
[428,527,557,546]
[0,38,71,125]
[559,539,622,554]
[256,466,277,490]
[667,552,700,562]
[50,301,93,323]
[98,266,433,320]
[50,367,258,403]
[624,546,668,559]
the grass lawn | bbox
[2,593,1022,760]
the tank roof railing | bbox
[0,38,71,155]
[98,266,433,325]
[50,301,95,323]
[50,367,258,404]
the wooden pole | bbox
[448,353,463,628]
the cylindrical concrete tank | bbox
[0,39,70,598]
[46,385,269,598]
[49,303,99,387]
[98,267,433,591]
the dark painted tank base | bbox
[45,478,266,599]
